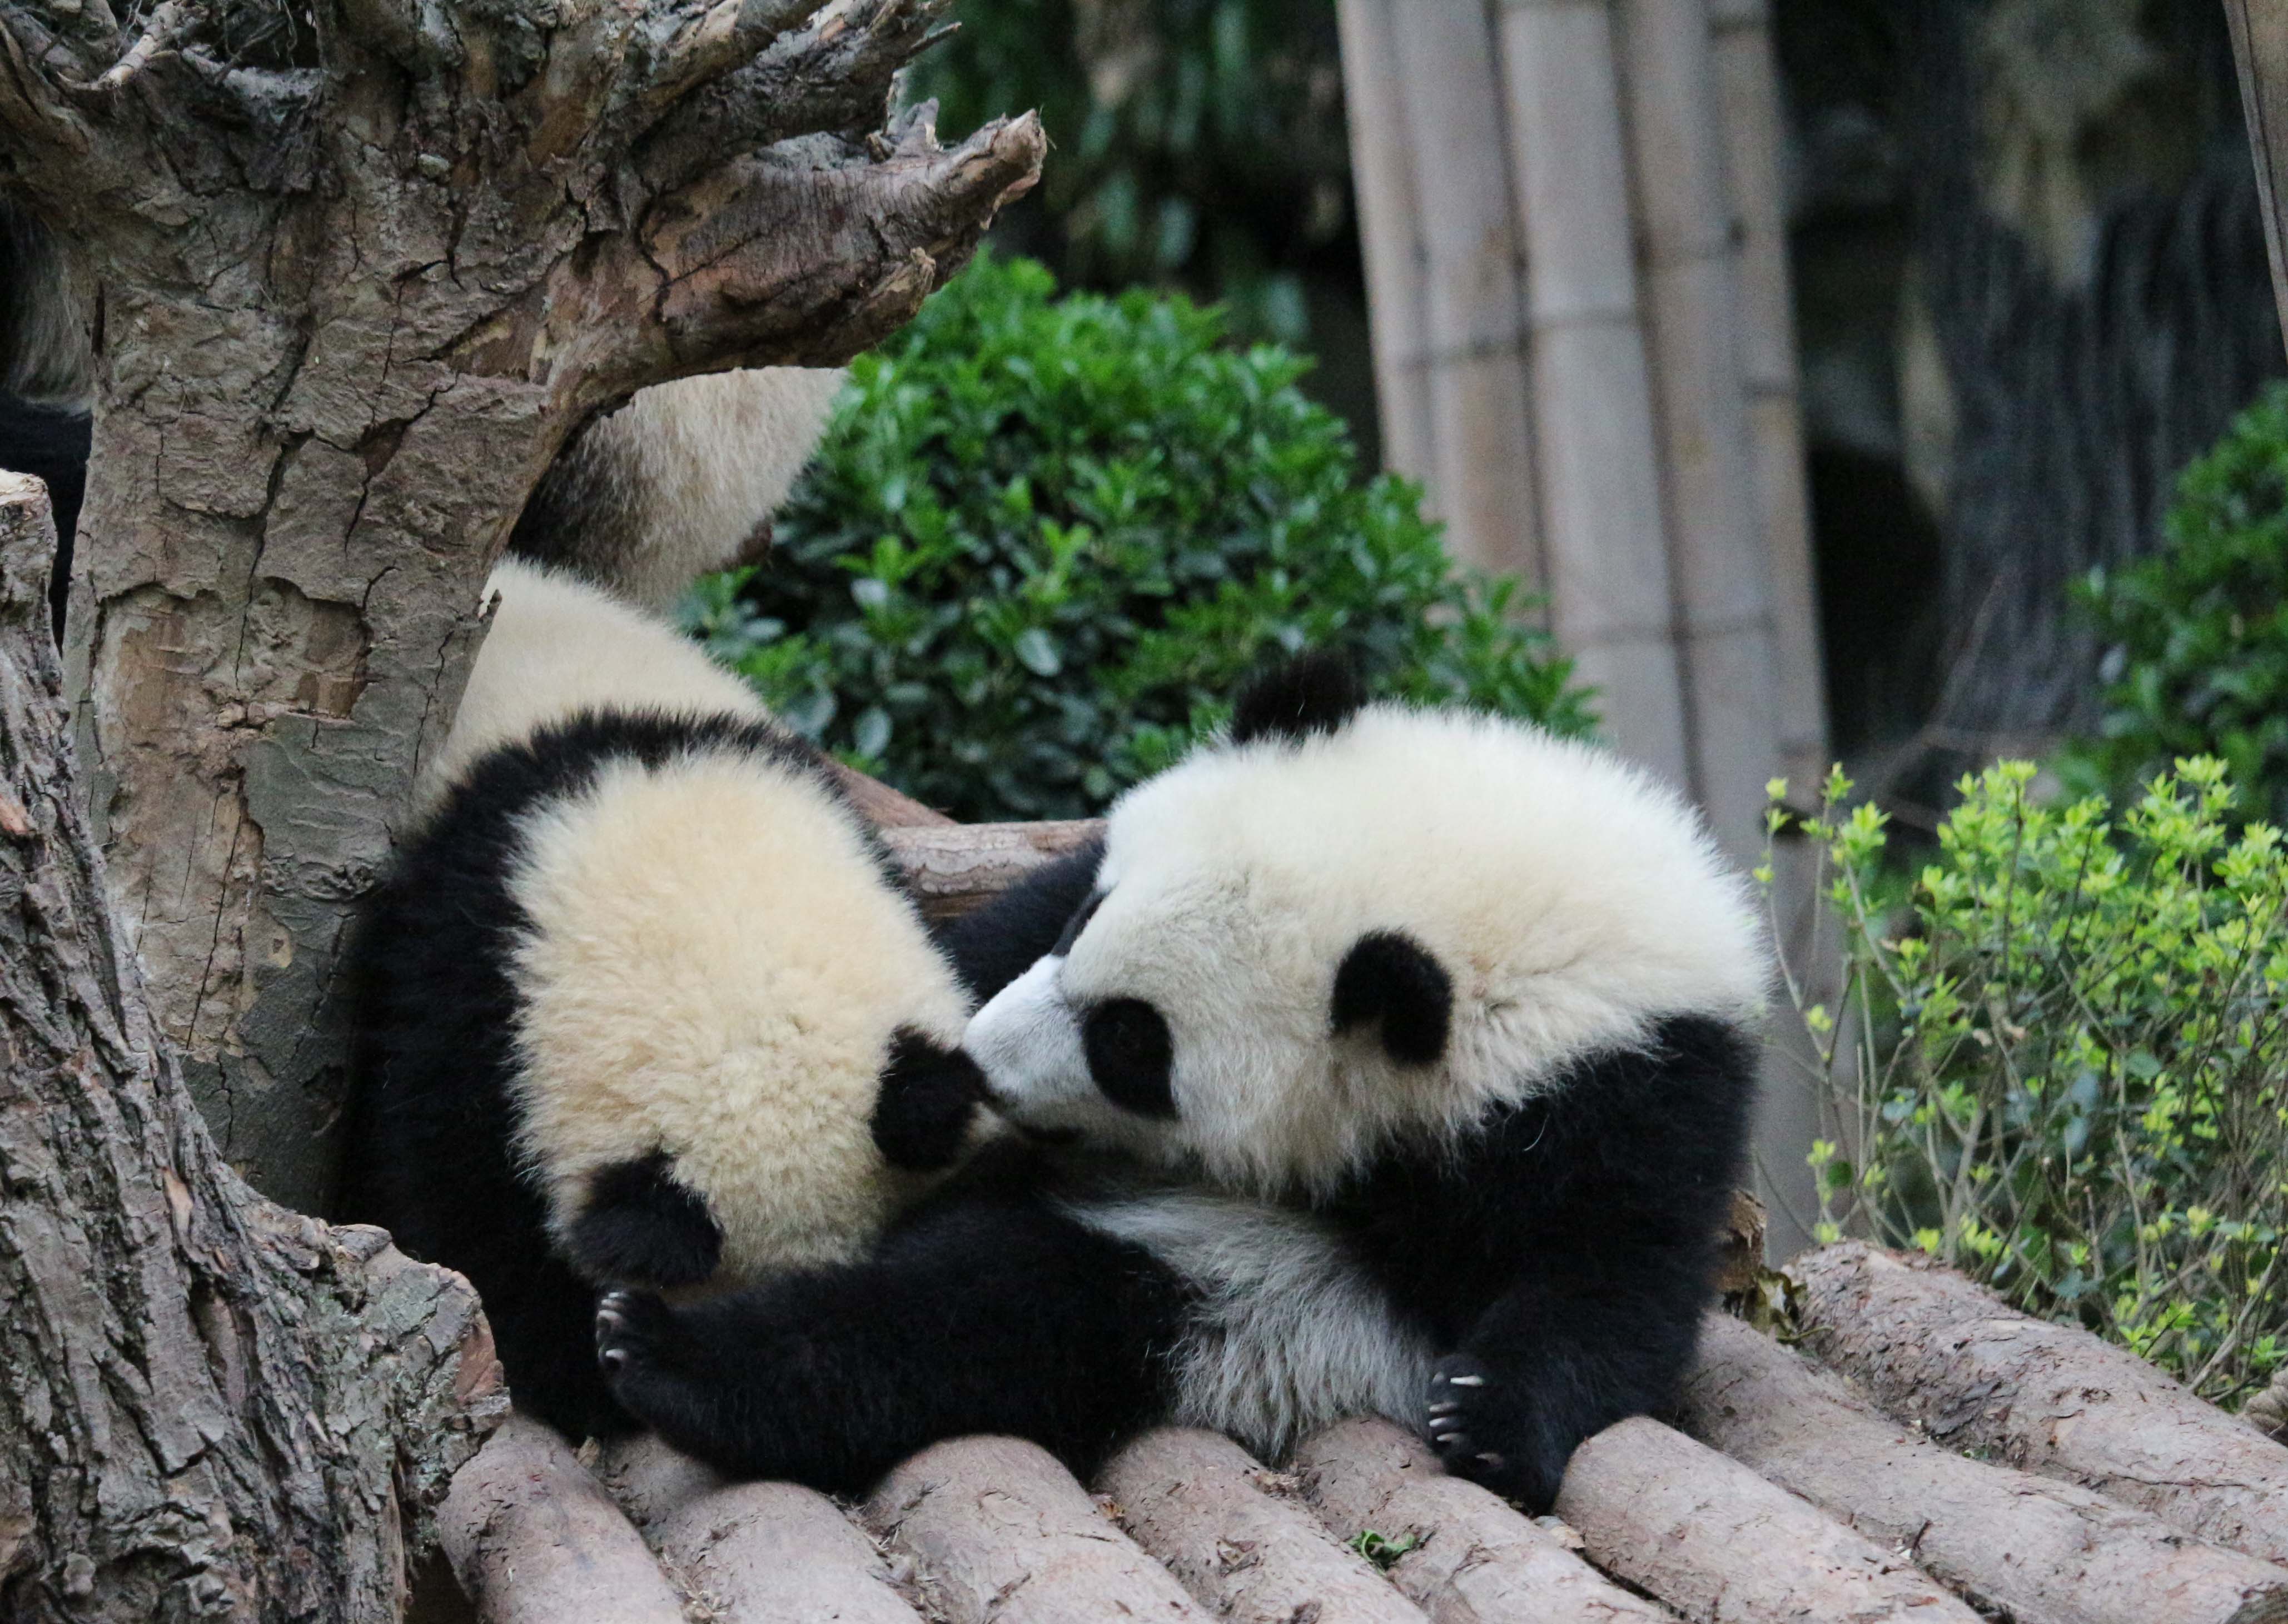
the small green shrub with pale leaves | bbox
[1768,757,2288,1407]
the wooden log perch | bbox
[437,1414,685,1624]
[862,1436,1206,1623]
[880,819,1104,920]
[1292,1418,1673,1624]
[1098,1428,1426,1624]
[592,1429,724,1530]
[1554,1417,1982,1622]
[1786,1242,2288,1567]
[653,1480,925,1624]
[1680,1313,2288,1624]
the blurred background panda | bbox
[0,196,845,630]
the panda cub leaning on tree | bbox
[596,651,1770,1512]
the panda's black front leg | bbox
[595,1185,1187,1495]
[564,1152,723,1288]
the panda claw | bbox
[1427,1400,1460,1417]
[1446,1373,1486,1388]
[600,1348,626,1372]
[1474,1452,1505,1471]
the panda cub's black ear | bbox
[1332,930,1453,1065]
[1231,649,1366,746]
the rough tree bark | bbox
[1,474,504,1621]
[0,0,1043,1212]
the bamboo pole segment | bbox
[437,1416,687,1624]
[1335,0,1439,490]
[1339,0,1545,589]
[1708,0,1829,793]
[1555,1417,1983,1623]
[2227,1,2288,362]
[1682,1314,2288,1624]
[1785,1243,2288,1567]
[1495,0,1692,788]
[1612,0,1784,863]
[1099,1429,1427,1624]
[863,1436,1207,1623]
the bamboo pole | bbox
[1612,0,1784,863]
[1708,0,1828,794]
[1335,0,1439,491]
[2226,1,2288,362]
[1338,0,1544,590]
[1495,0,1692,789]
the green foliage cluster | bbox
[2066,380,2288,823]
[689,251,1593,823]
[1771,759,2288,1407]
[911,0,1350,343]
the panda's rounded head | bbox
[963,652,1772,1198]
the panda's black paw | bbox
[594,1289,690,1386]
[1425,1354,1564,1511]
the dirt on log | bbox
[436,1415,683,1624]
[1554,1417,1982,1623]
[862,1436,1205,1623]
[0,0,1043,1213]
[0,474,504,1621]
[1293,1417,1672,1624]
[1787,1242,2288,1567]
[1681,1312,2288,1624]
[1098,1427,1427,1624]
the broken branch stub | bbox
[0,0,1041,1210]
[1785,1242,2288,1567]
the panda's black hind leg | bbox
[565,1152,723,1288]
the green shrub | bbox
[2065,381,2288,823]
[690,252,1593,822]
[1771,758,2288,1407]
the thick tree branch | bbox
[634,0,948,194]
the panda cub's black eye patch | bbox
[1082,998,1177,1119]
[1332,929,1453,1065]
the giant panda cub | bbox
[345,559,992,1442]
[593,653,1770,1509]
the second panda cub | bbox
[596,654,1770,1508]
[345,560,991,1441]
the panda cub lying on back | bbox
[595,654,1768,1508]
[345,560,992,1442]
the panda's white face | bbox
[963,701,1772,1198]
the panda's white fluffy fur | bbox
[967,701,1768,1197]
[593,655,1773,1511]
[351,560,988,1439]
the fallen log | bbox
[1292,1418,1673,1624]
[830,763,958,829]
[437,1414,684,1624]
[655,1479,925,1624]
[862,1436,1206,1622]
[1100,1428,1426,1623]
[1786,1242,2288,1566]
[880,819,1105,920]
[1554,1417,1982,1623]
[1681,1313,2288,1624]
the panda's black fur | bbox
[596,656,1766,1510]
[344,574,987,1442]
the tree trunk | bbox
[1,474,503,1620]
[0,0,1042,1213]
